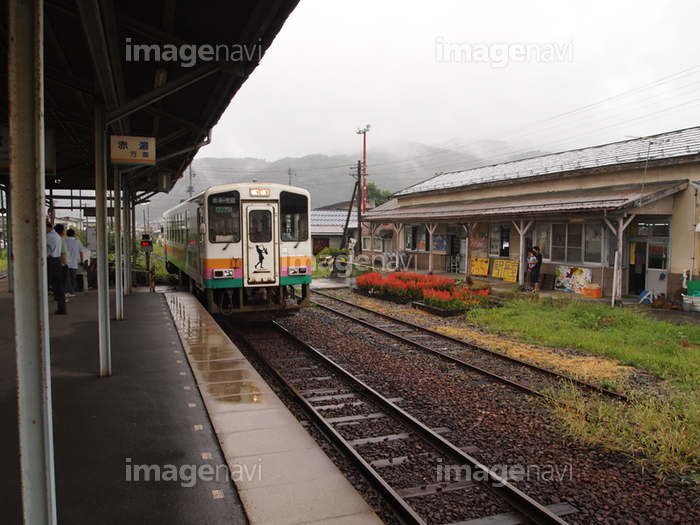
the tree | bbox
[365,182,391,206]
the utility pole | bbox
[341,168,358,250]
[356,160,362,253]
[287,167,296,185]
[186,165,195,198]
[356,124,370,212]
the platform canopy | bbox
[0,0,300,196]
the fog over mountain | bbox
[146,139,546,223]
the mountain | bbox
[146,139,540,223]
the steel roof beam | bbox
[99,0,129,134]
[106,63,219,125]
[75,0,120,115]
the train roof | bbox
[163,183,310,215]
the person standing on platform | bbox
[47,220,67,314]
[55,223,69,291]
[531,245,543,293]
[64,228,84,297]
[527,249,537,291]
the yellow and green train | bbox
[163,182,311,317]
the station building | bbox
[362,126,700,300]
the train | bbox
[163,182,312,318]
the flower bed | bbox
[411,301,466,317]
[354,271,490,312]
[422,286,489,310]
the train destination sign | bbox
[110,135,156,165]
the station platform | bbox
[0,279,381,525]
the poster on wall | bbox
[470,232,488,253]
[432,233,447,252]
[471,257,489,276]
[555,266,592,293]
[492,259,518,282]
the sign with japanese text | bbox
[491,259,518,282]
[470,257,489,276]
[110,135,156,165]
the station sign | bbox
[110,135,156,165]
[0,127,56,173]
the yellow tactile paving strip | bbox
[166,292,382,525]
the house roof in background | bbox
[393,127,700,198]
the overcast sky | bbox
[196,0,700,165]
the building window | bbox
[534,223,550,260]
[551,222,603,264]
[584,224,602,263]
[632,220,670,238]
[489,224,510,257]
[552,224,567,261]
[567,223,583,263]
[405,226,414,250]
[404,225,427,251]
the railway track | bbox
[223,319,578,525]
[310,290,628,403]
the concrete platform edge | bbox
[165,292,383,525]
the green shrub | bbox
[315,247,349,264]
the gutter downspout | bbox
[691,186,698,279]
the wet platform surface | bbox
[1,278,381,524]
[166,292,382,525]
[0,281,247,524]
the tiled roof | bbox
[394,126,700,197]
[311,209,357,228]
[311,225,348,236]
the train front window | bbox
[248,210,272,242]
[208,191,240,243]
[280,191,309,242]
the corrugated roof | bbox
[394,127,700,197]
[365,180,688,223]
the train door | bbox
[196,206,204,282]
[243,203,279,285]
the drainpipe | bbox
[691,186,698,279]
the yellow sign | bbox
[492,259,519,282]
[470,257,489,276]
[110,135,156,165]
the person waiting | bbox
[47,220,67,315]
[64,228,85,297]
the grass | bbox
[465,294,700,480]
[547,386,700,480]
[134,242,171,284]
[466,294,700,389]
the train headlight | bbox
[288,266,307,275]
[249,187,270,197]
[213,269,235,278]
